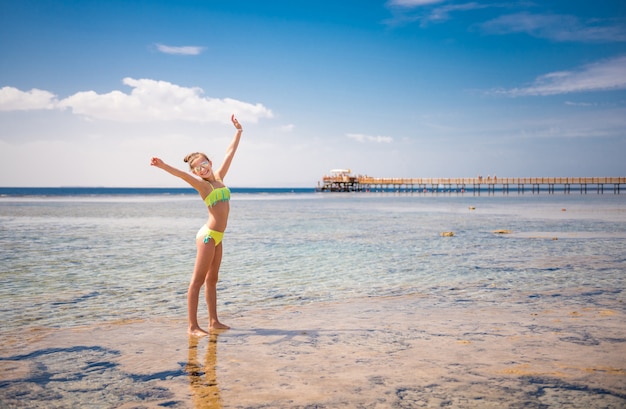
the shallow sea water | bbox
[1,192,625,407]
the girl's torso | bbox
[200,180,230,232]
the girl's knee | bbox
[188,280,203,292]
[189,273,206,289]
[205,272,219,286]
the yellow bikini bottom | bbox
[196,225,224,246]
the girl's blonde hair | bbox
[183,152,209,169]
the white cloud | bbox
[385,1,488,27]
[155,43,205,55]
[492,56,626,97]
[479,13,626,43]
[564,101,595,107]
[387,0,444,7]
[0,78,273,123]
[346,133,393,143]
[425,2,486,23]
[385,3,626,42]
[0,87,57,111]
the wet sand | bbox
[1,295,625,408]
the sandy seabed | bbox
[1,295,625,409]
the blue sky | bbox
[1,0,625,187]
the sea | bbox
[1,187,626,407]
[1,186,625,336]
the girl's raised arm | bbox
[214,115,243,180]
[150,157,205,191]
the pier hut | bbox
[318,172,625,194]
[318,169,359,192]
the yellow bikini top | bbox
[203,181,231,208]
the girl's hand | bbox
[150,157,164,167]
[231,114,243,131]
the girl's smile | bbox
[192,160,212,177]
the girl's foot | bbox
[188,327,209,337]
[210,321,230,330]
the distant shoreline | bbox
[2,186,626,198]
[0,186,317,197]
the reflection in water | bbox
[186,333,222,408]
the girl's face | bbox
[191,157,212,178]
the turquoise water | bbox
[1,191,625,335]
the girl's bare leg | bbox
[187,239,216,336]
[205,243,229,330]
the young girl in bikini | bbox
[150,115,243,335]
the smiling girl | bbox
[150,115,243,335]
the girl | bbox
[151,115,243,335]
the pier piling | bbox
[317,175,625,194]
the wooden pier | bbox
[318,173,625,194]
